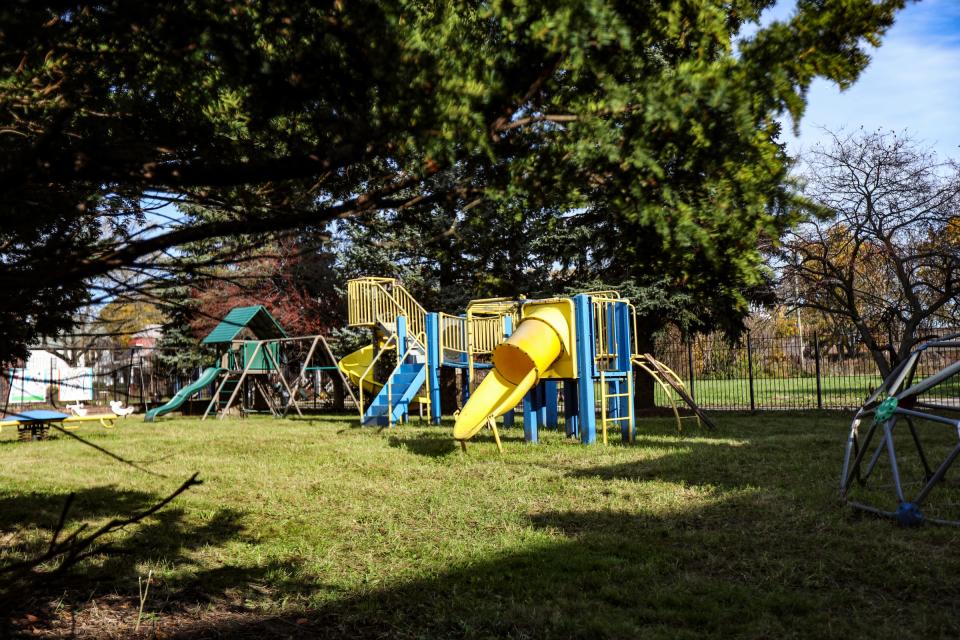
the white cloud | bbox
[781,0,960,160]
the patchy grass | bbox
[2,412,960,638]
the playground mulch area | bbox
[2,412,960,638]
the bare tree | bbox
[783,129,960,377]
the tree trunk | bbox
[634,327,656,413]
[853,320,893,379]
[440,367,458,414]
[332,374,344,411]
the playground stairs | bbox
[361,360,426,426]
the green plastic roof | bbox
[201,305,288,344]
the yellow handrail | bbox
[632,354,701,434]
[465,297,520,317]
[347,277,427,349]
[358,333,398,419]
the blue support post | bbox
[396,315,408,357]
[573,295,597,444]
[502,315,516,428]
[606,302,617,362]
[503,405,515,427]
[563,380,579,438]
[396,315,408,422]
[615,302,635,441]
[544,380,558,429]
[536,382,547,428]
[425,313,442,424]
[614,301,632,371]
[523,386,539,443]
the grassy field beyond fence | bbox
[3,413,960,638]
[654,375,884,410]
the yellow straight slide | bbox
[453,305,571,441]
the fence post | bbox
[138,355,148,412]
[686,338,695,402]
[814,332,823,409]
[124,349,132,405]
[746,332,755,413]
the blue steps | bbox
[362,361,426,426]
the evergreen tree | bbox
[1,0,905,362]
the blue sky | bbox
[769,0,960,160]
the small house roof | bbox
[201,306,288,344]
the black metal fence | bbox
[1,346,346,414]
[5,331,957,415]
[651,330,960,411]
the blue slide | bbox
[144,367,224,422]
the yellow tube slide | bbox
[338,345,380,395]
[453,306,570,440]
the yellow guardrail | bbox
[439,313,468,356]
[347,277,427,347]
[468,316,507,355]
[438,312,512,358]
[349,279,521,397]
[591,296,621,370]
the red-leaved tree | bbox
[189,239,341,339]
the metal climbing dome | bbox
[841,334,960,525]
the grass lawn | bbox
[3,412,960,638]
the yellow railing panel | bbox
[439,313,467,355]
[591,298,620,369]
[347,277,427,347]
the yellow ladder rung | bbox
[602,416,631,422]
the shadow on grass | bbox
[2,416,914,638]
[162,495,829,640]
[284,414,357,426]
[0,484,270,636]
[567,442,754,489]
[387,434,458,458]
[387,430,528,458]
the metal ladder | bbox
[599,369,634,445]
